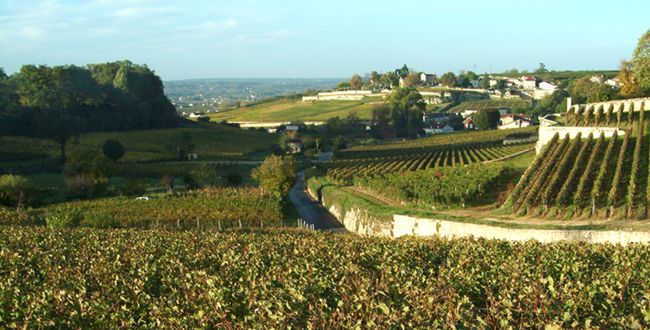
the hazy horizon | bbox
[1,0,648,80]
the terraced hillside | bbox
[325,128,536,184]
[506,110,650,219]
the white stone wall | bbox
[319,189,650,244]
[392,215,650,245]
[536,126,623,153]
[569,97,650,113]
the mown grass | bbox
[209,99,379,122]
[0,122,278,165]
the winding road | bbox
[289,173,347,233]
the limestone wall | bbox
[568,97,650,113]
[316,186,650,244]
[536,126,623,153]
[392,215,650,245]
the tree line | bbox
[0,60,179,162]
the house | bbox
[497,108,512,115]
[590,75,605,84]
[538,81,557,91]
[461,109,478,118]
[420,73,436,85]
[463,117,475,130]
[398,77,405,87]
[286,140,304,154]
[423,124,454,136]
[188,112,205,118]
[285,125,300,132]
[267,128,278,134]
[521,76,536,90]
[606,78,620,87]
[498,114,532,130]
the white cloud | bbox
[20,26,44,40]
[109,6,181,19]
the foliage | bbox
[102,139,125,161]
[632,28,650,92]
[42,187,281,229]
[354,163,510,207]
[473,108,500,130]
[252,155,296,199]
[348,74,363,90]
[0,174,30,208]
[439,72,457,87]
[80,211,120,228]
[45,207,82,228]
[223,172,243,186]
[569,76,619,104]
[387,88,425,138]
[2,228,650,327]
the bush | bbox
[81,211,119,228]
[252,155,296,199]
[223,173,242,186]
[45,208,82,228]
[65,174,96,199]
[0,207,44,226]
[0,174,31,208]
[102,139,125,161]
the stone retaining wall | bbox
[536,126,623,153]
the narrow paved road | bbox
[289,173,347,232]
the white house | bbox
[420,73,436,85]
[423,125,454,136]
[461,109,478,118]
[538,81,557,91]
[499,114,532,130]
[606,78,620,87]
[521,76,536,90]
[188,112,205,118]
[285,125,300,131]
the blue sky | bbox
[0,0,648,80]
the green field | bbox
[449,99,532,112]
[0,123,278,165]
[209,99,379,122]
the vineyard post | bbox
[196,218,200,229]
[238,219,242,229]
[218,219,222,231]
[177,219,180,229]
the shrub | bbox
[223,173,243,186]
[65,174,96,199]
[45,208,81,228]
[102,139,125,161]
[81,211,119,228]
[0,174,30,208]
[252,155,296,199]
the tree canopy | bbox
[632,29,650,91]
[473,109,500,130]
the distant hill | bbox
[163,78,342,111]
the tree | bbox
[618,60,642,98]
[380,72,399,88]
[632,29,650,91]
[447,113,464,130]
[494,80,507,91]
[224,173,243,186]
[35,108,85,163]
[440,72,457,87]
[102,139,125,161]
[570,76,617,104]
[388,88,425,137]
[0,175,30,209]
[169,132,195,160]
[473,109,500,130]
[535,63,548,74]
[370,71,380,86]
[336,81,350,90]
[402,72,421,88]
[398,64,410,78]
[479,74,490,89]
[251,155,296,199]
[349,74,363,90]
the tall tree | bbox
[440,72,457,87]
[618,60,641,98]
[473,109,500,130]
[369,71,380,86]
[632,29,650,92]
[349,74,363,90]
[398,64,410,78]
[388,88,425,137]
[35,108,85,163]
[402,72,421,88]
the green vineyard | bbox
[507,109,650,219]
[565,102,645,127]
[326,141,533,184]
[2,227,650,328]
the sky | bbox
[0,0,649,81]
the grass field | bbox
[0,123,278,166]
[208,99,379,122]
[449,99,532,112]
